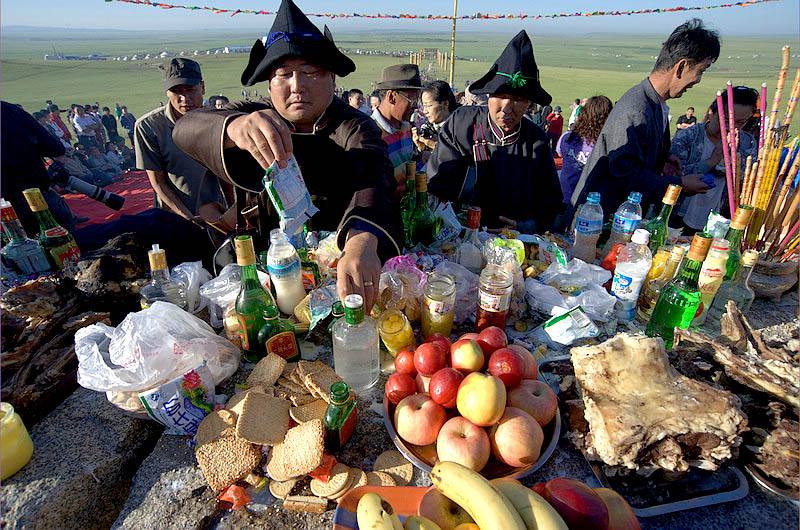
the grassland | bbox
[2,28,799,136]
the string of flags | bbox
[104,0,781,19]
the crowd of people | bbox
[2,0,766,310]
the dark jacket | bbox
[570,78,681,214]
[172,97,401,259]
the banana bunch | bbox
[429,462,567,530]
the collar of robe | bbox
[487,113,521,146]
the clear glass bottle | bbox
[140,244,187,310]
[476,264,513,331]
[234,235,278,363]
[421,273,456,338]
[637,245,685,321]
[693,238,730,325]
[332,294,380,391]
[646,234,713,349]
[378,309,416,357]
[644,184,681,253]
[724,205,755,281]
[323,381,358,452]
[0,199,51,275]
[704,249,759,330]
[22,188,80,272]
[266,229,306,315]
[457,206,484,273]
[572,192,604,263]
[257,305,301,362]
[410,171,437,247]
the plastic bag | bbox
[433,202,462,243]
[311,233,341,275]
[199,263,269,328]
[139,362,216,435]
[75,301,240,394]
[525,277,616,323]
[378,255,427,322]
[171,261,212,314]
[433,260,478,323]
[538,258,611,293]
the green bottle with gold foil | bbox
[723,205,754,281]
[234,235,277,362]
[323,381,358,452]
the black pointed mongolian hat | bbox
[240,0,355,86]
[468,30,551,105]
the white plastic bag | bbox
[433,260,478,323]
[525,277,616,323]
[538,258,611,291]
[171,261,212,314]
[75,301,240,393]
[199,263,269,328]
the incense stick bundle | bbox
[767,46,791,133]
[769,219,800,259]
[762,144,800,235]
[717,91,736,215]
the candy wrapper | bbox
[139,362,216,436]
[378,255,426,322]
[308,279,339,336]
[704,211,731,239]
[264,156,319,236]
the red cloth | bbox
[546,113,564,138]
[63,170,154,227]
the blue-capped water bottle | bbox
[571,192,604,263]
[602,192,643,257]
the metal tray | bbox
[745,464,800,505]
[382,395,561,480]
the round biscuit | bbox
[351,468,368,489]
[367,471,396,487]
[373,450,413,486]
[268,478,298,500]
[328,467,358,500]
[309,463,350,498]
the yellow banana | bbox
[403,515,443,530]
[491,479,568,530]
[430,461,526,530]
[357,492,404,530]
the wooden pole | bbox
[449,0,458,87]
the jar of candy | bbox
[378,309,416,356]
[476,265,513,331]
[421,273,456,338]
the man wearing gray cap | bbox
[135,58,226,225]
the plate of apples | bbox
[383,325,561,480]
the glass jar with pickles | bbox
[421,273,456,338]
[378,309,416,356]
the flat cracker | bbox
[373,450,413,486]
[329,467,360,501]
[246,353,286,388]
[272,419,325,477]
[309,463,350,498]
[305,368,342,403]
[290,393,318,407]
[268,478,298,500]
[367,471,396,487]
[290,399,329,424]
[281,362,298,380]
[283,495,328,513]
[195,409,236,447]
[351,468,368,489]
[277,377,307,394]
[226,386,267,417]
[235,393,290,445]
[266,445,294,481]
[195,437,261,491]
[297,360,328,380]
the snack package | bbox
[308,279,339,335]
[530,235,569,266]
[264,156,319,236]
[139,363,216,436]
[532,306,600,346]
[433,202,462,243]
[378,255,427,322]
[433,260,479,323]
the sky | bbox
[2,0,798,35]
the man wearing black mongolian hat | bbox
[173,0,400,312]
[428,30,563,233]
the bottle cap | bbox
[269,228,285,243]
[587,192,601,205]
[343,294,365,325]
[710,238,730,253]
[663,185,682,206]
[148,243,168,271]
[687,233,713,262]
[234,235,257,266]
[628,191,642,204]
[730,205,755,230]
[466,206,481,229]
[669,245,686,261]
[742,249,760,267]
[631,229,650,245]
[405,161,417,179]
[22,188,48,212]
[0,201,17,223]
[344,294,363,309]
[415,172,428,192]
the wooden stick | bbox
[759,82,767,150]
[767,46,791,133]
[740,155,754,204]
[727,82,738,202]
[770,219,800,259]
[782,68,800,132]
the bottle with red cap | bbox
[457,206,484,274]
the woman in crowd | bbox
[671,85,758,233]
[545,105,564,152]
[412,80,459,159]
[556,95,613,203]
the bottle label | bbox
[49,243,80,269]
[612,214,640,235]
[425,298,453,316]
[575,217,603,236]
[268,259,301,279]
[43,226,69,238]
[479,290,511,313]
[266,331,300,361]
[236,312,258,352]
[339,406,357,446]
[611,271,645,303]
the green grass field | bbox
[2,28,799,136]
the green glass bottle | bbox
[22,188,80,271]
[645,233,712,349]
[234,235,277,363]
[400,161,417,248]
[410,171,437,246]
[645,184,681,253]
[323,381,358,452]
[257,305,301,362]
[723,205,754,281]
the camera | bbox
[417,122,437,140]
[48,161,125,211]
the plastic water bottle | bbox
[602,192,643,257]
[572,192,604,263]
[611,229,653,321]
[266,229,306,315]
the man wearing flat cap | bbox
[428,31,563,233]
[173,0,400,312]
[135,58,226,224]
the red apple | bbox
[488,348,526,389]
[414,342,448,376]
[429,368,464,408]
[508,344,538,380]
[450,339,485,374]
[385,373,417,405]
[489,407,544,467]
[543,478,610,530]
[395,348,417,377]
[459,332,479,341]
[424,333,452,354]
[476,326,507,356]
[531,483,547,497]
[394,394,447,446]
[417,488,475,529]
[594,488,640,530]
[508,379,558,426]
[456,372,507,427]
[436,416,491,471]
[416,373,432,393]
